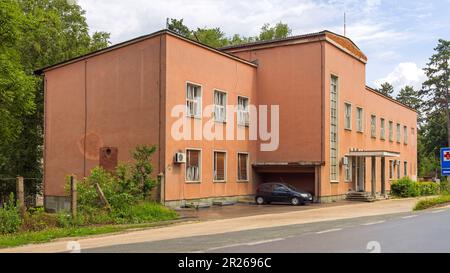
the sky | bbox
[76,0,450,96]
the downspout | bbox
[319,41,325,201]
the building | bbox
[36,29,417,211]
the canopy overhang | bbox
[345,150,400,158]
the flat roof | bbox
[34,29,257,75]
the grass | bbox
[0,202,180,248]
[413,195,450,211]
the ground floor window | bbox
[344,157,352,182]
[389,160,394,179]
[397,161,401,179]
[214,151,226,181]
[404,161,408,177]
[238,153,249,181]
[186,149,201,182]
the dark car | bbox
[255,183,313,206]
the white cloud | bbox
[374,62,426,94]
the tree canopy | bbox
[377,82,394,98]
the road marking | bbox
[245,238,284,246]
[431,209,446,214]
[316,228,342,234]
[362,220,385,226]
[402,215,418,219]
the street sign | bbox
[441,148,450,176]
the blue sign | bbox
[441,148,450,176]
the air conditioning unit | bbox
[174,152,186,164]
[342,157,349,165]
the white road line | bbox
[402,215,419,219]
[431,209,446,214]
[316,228,342,234]
[245,238,284,246]
[361,220,386,226]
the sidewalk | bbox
[1,198,422,253]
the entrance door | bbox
[355,157,365,192]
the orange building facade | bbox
[38,29,417,210]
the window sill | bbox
[330,180,340,183]
[237,180,249,183]
[357,130,364,134]
[185,181,201,184]
[214,120,227,124]
[344,128,352,131]
[213,180,226,183]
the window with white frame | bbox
[404,161,408,177]
[237,153,249,181]
[344,157,352,182]
[356,107,363,132]
[214,90,226,123]
[186,149,201,182]
[380,118,385,140]
[403,126,408,144]
[213,151,226,181]
[330,76,339,181]
[344,103,352,130]
[389,121,393,142]
[237,96,249,126]
[370,115,376,138]
[186,83,202,118]
[397,160,401,179]
[396,123,401,143]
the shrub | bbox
[391,177,419,197]
[416,182,439,196]
[414,195,450,211]
[440,180,450,194]
[111,202,178,224]
[21,207,58,232]
[0,193,22,234]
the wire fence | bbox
[0,177,43,208]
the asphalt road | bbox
[83,207,450,253]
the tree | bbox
[420,39,450,147]
[378,82,394,97]
[193,27,230,48]
[258,22,291,41]
[0,0,111,198]
[396,85,422,125]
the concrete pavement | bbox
[0,197,428,253]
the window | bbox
[330,76,339,181]
[237,96,249,126]
[397,160,401,179]
[186,83,202,118]
[237,153,249,181]
[396,123,401,143]
[404,161,408,177]
[344,157,352,182]
[389,160,394,179]
[186,149,201,182]
[344,103,352,130]
[380,118,385,140]
[213,151,226,181]
[214,90,226,122]
[356,107,364,132]
[370,115,376,138]
[404,126,408,144]
[389,121,393,142]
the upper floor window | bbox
[356,107,364,132]
[370,115,376,138]
[186,83,202,118]
[396,123,401,143]
[237,96,249,126]
[404,126,408,144]
[344,103,352,130]
[389,121,394,142]
[214,90,226,123]
[380,118,385,140]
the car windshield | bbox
[282,184,298,192]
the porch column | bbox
[371,156,376,197]
[381,157,386,196]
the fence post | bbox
[16,176,25,216]
[70,176,77,218]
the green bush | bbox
[391,177,439,197]
[417,182,439,196]
[21,207,58,232]
[414,195,450,211]
[391,177,419,197]
[440,180,450,194]
[0,193,22,234]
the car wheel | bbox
[256,196,265,205]
[291,197,300,206]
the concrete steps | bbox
[346,191,376,202]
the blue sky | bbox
[77,0,450,96]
